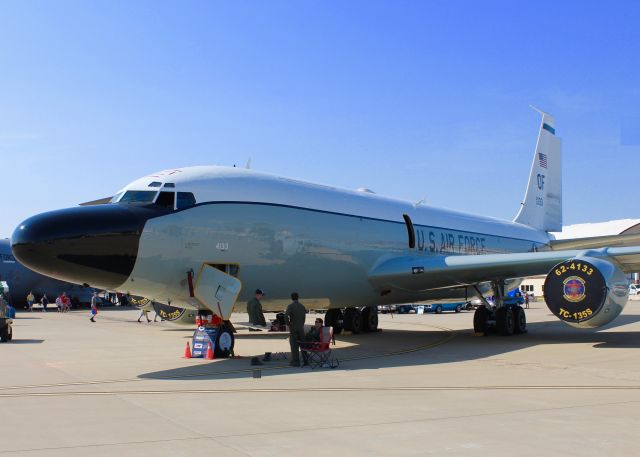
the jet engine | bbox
[543,256,628,328]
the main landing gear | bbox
[325,306,378,335]
[473,305,527,336]
[472,281,527,336]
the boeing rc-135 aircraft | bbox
[11,111,640,356]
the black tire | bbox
[361,306,379,332]
[324,309,344,335]
[513,306,527,334]
[214,326,235,358]
[473,305,489,334]
[496,307,515,336]
[455,304,462,313]
[435,305,443,314]
[343,307,362,334]
[0,326,7,343]
[465,302,473,311]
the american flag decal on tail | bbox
[538,152,547,168]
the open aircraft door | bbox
[193,264,242,320]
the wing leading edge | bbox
[368,247,640,293]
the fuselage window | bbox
[119,190,158,204]
[156,191,175,209]
[176,192,196,209]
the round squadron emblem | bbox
[562,276,586,303]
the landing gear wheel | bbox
[435,305,443,314]
[473,305,489,334]
[496,307,515,336]
[513,306,527,334]
[214,325,235,358]
[324,309,344,335]
[361,306,379,332]
[343,307,363,334]
[455,304,462,313]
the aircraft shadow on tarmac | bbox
[138,314,640,381]
[9,339,45,344]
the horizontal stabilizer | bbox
[549,233,640,251]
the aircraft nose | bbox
[11,204,156,290]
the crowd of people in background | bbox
[19,291,142,324]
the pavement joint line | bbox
[0,436,211,455]
[0,324,456,392]
[5,385,640,398]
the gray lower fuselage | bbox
[125,202,549,311]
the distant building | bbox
[520,219,640,299]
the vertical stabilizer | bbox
[514,108,562,232]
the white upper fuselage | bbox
[117,165,549,248]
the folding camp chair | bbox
[299,326,334,369]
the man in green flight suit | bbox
[285,292,307,367]
[246,289,267,327]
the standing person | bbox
[55,294,63,312]
[26,291,35,312]
[285,292,307,367]
[41,294,49,312]
[90,291,98,322]
[138,307,151,323]
[247,289,267,327]
[61,292,71,313]
[524,293,530,309]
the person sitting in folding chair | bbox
[299,318,333,368]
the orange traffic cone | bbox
[184,341,192,358]
[206,342,215,360]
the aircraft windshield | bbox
[177,192,196,209]
[119,190,157,204]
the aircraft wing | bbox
[548,233,640,251]
[368,247,640,292]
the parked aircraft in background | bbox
[11,110,640,357]
[0,238,96,307]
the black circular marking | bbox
[544,259,607,323]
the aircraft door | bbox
[194,264,242,320]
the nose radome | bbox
[11,204,157,290]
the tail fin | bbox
[513,108,562,232]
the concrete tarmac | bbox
[3,299,640,456]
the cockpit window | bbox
[110,192,124,203]
[176,192,196,209]
[119,190,157,204]
[156,191,175,209]
[148,182,162,187]
[163,183,175,188]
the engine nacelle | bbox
[543,256,628,328]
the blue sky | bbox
[1,1,639,236]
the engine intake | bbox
[543,256,628,328]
